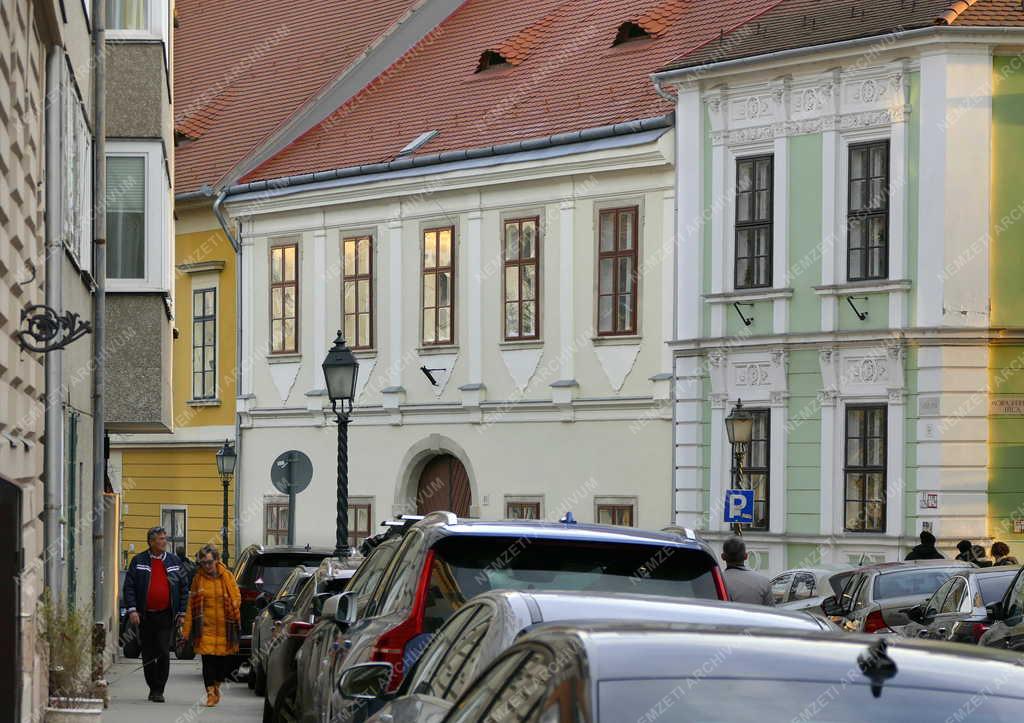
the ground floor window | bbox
[264,498,289,546]
[505,496,542,520]
[735,408,770,531]
[161,507,187,553]
[348,498,373,549]
[595,497,637,527]
[844,405,887,532]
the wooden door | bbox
[416,454,471,517]
[0,478,21,716]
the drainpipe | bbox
[213,191,242,557]
[91,0,107,629]
[43,46,64,603]
[651,74,678,105]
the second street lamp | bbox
[322,331,359,558]
[724,400,753,535]
[215,439,236,565]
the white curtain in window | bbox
[106,156,146,279]
[107,0,149,31]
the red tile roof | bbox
[664,0,1024,71]
[240,0,782,185]
[173,0,422,195]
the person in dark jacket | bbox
[991,541,1020,566]
[905,530,945,560]
[123,526,189,702]
[176,545,197,587]
[955,539,978,564]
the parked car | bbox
[770,564,855,613]
[295,536,405,723]
[432,622,1024,722]
[263,556,360,722]
[233,544,334,660]
[314,512,725,723]
[901,566,1019,644]
[822,560,971,633]
[250,564,316,693]
[344,590,835,723]
[979,563,1024,651]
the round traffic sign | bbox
[270,450,313,495]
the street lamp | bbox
[216,439,236,565]
[322,331,359,558]
[724,400,753,535]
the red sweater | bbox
[146,555,171,612]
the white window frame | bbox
[160,504,187,553]
[191,283,218,401]
[594,495,638,527]
[724,141,774,294]
[59,58,93,273]
[504,495,544,520]
[106,140,170,292]
[106,0,167,42]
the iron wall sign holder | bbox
[17,304,93,353]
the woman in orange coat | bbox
[182,544,241,707]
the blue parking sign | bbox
[723,489,754,524]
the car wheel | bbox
[272,675,300,723]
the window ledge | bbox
[592,335,642,346]
[178,260,225,275]
[499,339,544,350]
[353,349,378,360]
[813,279,912,296]
[704,288,794,303]
[186,398,221,407]
[267,353,302,364]
[417,345,459,356]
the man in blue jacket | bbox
[123,526,189,702]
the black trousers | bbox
[139,608,174,694]
[202,655,233,687]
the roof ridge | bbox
[669,0,788,67]
[935,0,983,25]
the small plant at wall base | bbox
[39,592,105,720]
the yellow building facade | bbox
[111,203,238,565]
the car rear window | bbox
[872,569,956,600]
[239,553,330,593]
[429,536,718,612]
[598,678,1024,721]
[978,574,1016,604]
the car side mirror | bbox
[986,600,1004,622]
[821,595,843,617]
[338,662,393,700]
[268,600,290,621]
[324,591,358,627]
[312,591,333,617]
[905,604,925,624]
[254,592,270,610]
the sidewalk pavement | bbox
[106,658,264,722]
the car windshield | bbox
[239,553,329,594]
[598,678,1023,721]
[431,536,718,600]
[873,569,955,600]
[978,574,1016,604]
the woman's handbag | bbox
[174,617,196,660]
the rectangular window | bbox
[161,507,186,553]
[342,236,374,349]
[348,500,373,550]
[270,244,299,353]
[844,405,887,532]
[422,226,455,345]
[106,155,147,279]
[191,288,217,399]
[597,207,639,336]
[735,155,773,289]
[847,140,889,281]
[107,0,150,30]
[61,61,92,271]
[505,500,541,520]
[503,218,540,340]
[735,409,770,530]
[264,500,289,546]
[596,501,636,527]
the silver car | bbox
[770,564,855,613]
[343,590,836,723]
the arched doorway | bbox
[416,454,471,517]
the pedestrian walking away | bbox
[955,539,978,564]
[183,544,242,708]
[991,541,1020,567]
[176,545,197,587]
[905,530,945,561]
[720,536,774,606]
[123,526,189,703]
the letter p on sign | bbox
[724,489,754,524]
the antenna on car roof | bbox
[857,638,897,698]
[559,511,577,525]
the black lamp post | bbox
[724,400,753,535]
[215,439,237,565]
[322,331,359,558]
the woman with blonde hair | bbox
[182,544,241,706]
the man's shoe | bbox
[148,692,165,703]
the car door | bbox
[790,572,817,603]
[906,578,953,639]
[928,577,967,641]
[985,567,1024,650]
[769,573,794,605]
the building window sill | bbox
[186,398,221,407]
[704,288,794,303]
[813,279,912,296]
[499,339,544,350]
[267,353,302,364]
[592,335,642,347]
[418,345,459,356]
[353,349,378,360]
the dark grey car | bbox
[979,564,1024,652]
[822,560,971,633]
[901,566,1019,644]
[354,590,835,723]
[250,564,315,694]
[438,622,1024,722]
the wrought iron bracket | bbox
[17,304,92,353]
[420,365,446,386]
[732,302,755,327]
[847,296,869,321]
